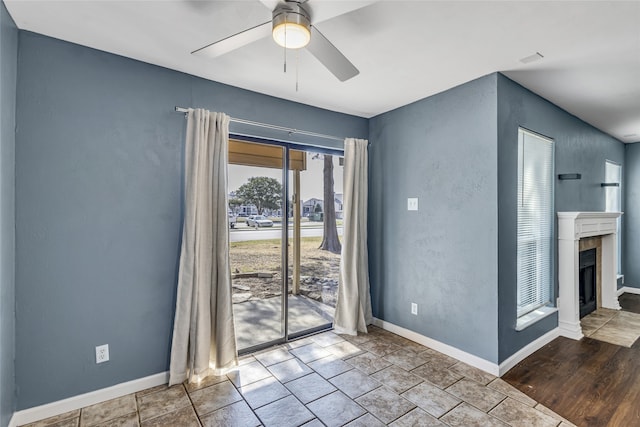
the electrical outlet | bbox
[96,344,109,364]
[411,303,418,315]
[407,198,419,211]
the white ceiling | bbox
[5,0,640,143]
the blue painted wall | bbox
[0,2,17,426]
[624,143,640,288]
[369,74,499,363]
[497,74,625,362]
[14,32,367,409]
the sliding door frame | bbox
[230,134,343,355]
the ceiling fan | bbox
[192,0,360,82]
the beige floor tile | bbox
[324,340,364,359]
[420,349,459,369]
[267,358,313,383]
[200,400,261,427]
[355,386,416,424]
[285,372,336,404]
[237,354,257,365]
[400,382,460,418]
[253,347,294,367]
[255,395,315,427]
[289,342,331,364]
[239,376,291,409]
[449,362,497,385]
[388,407,446,426]
[310,332,345,347]
[340,332,375,346]
[346,351,392,375]
[23,410,80,427]
[487,378,537,407]
[307,354,354,378]
[358,339,400,357]
[80,395,137,427]
[140,406,198,427]
[371,365,423,394]
[183,373,227,393]
[24,418,79,427]
[94,413,138,427]
[440,402,509,427]
[227,360,273,387]
[411,363,463,389]
[343,413,386,427]
[489,397,560,427]
[136,385,190,421]
[535,403,578,426]
[284,336,315,350]
[589,319,640,347]
[383,350,428,371]
[329,369,381,399]
[190,380,243,417]
[393,338,429,354]
[445,378,506,412]
[306,391,366,427]
[135,384,169,398]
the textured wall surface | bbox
[497,74,625,362]
[14,31,367,410]
[0,2,17,426]
[368,74,500,363]
[624,143,640,288]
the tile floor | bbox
[23,326,576,427]
[580,307,640,347]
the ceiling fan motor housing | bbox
[272,2,311,49]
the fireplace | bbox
[579,248,597,318]
[558,212,622,340]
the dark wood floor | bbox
[503,293,640,427]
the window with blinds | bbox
[604,160,622,274]
[517,129,554,318]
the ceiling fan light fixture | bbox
[272,3,311,49]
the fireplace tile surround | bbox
[558,212,623,340]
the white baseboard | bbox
[619,286,640,296]
[9,371,168,427]
[371,318,561,378]
[498,328,560,376]
[371,318,500,376]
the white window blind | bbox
[517,129,554,318]
[604,160,622,274]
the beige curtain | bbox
[169,109,237,386]
[334,138,372,335]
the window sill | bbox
[516,306,558,331]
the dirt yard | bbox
[230,237,340,306]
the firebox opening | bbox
[579,248,597,319]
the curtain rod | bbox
[174,106,345,143]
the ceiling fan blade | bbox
[257,0,280,12]
[304,1,377,25]
[306,26,359,82]
[192,21,272,58]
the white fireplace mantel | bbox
[557,211,622,340]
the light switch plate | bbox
[407,198,419,211]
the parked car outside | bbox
[247,215,274,228]
[229,213,237,229]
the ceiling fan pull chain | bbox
[283,22,287,73]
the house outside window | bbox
[517,128,555,320]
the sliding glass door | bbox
[228,139,343,352]
[287,151,343,338]
[228,140,286,352]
